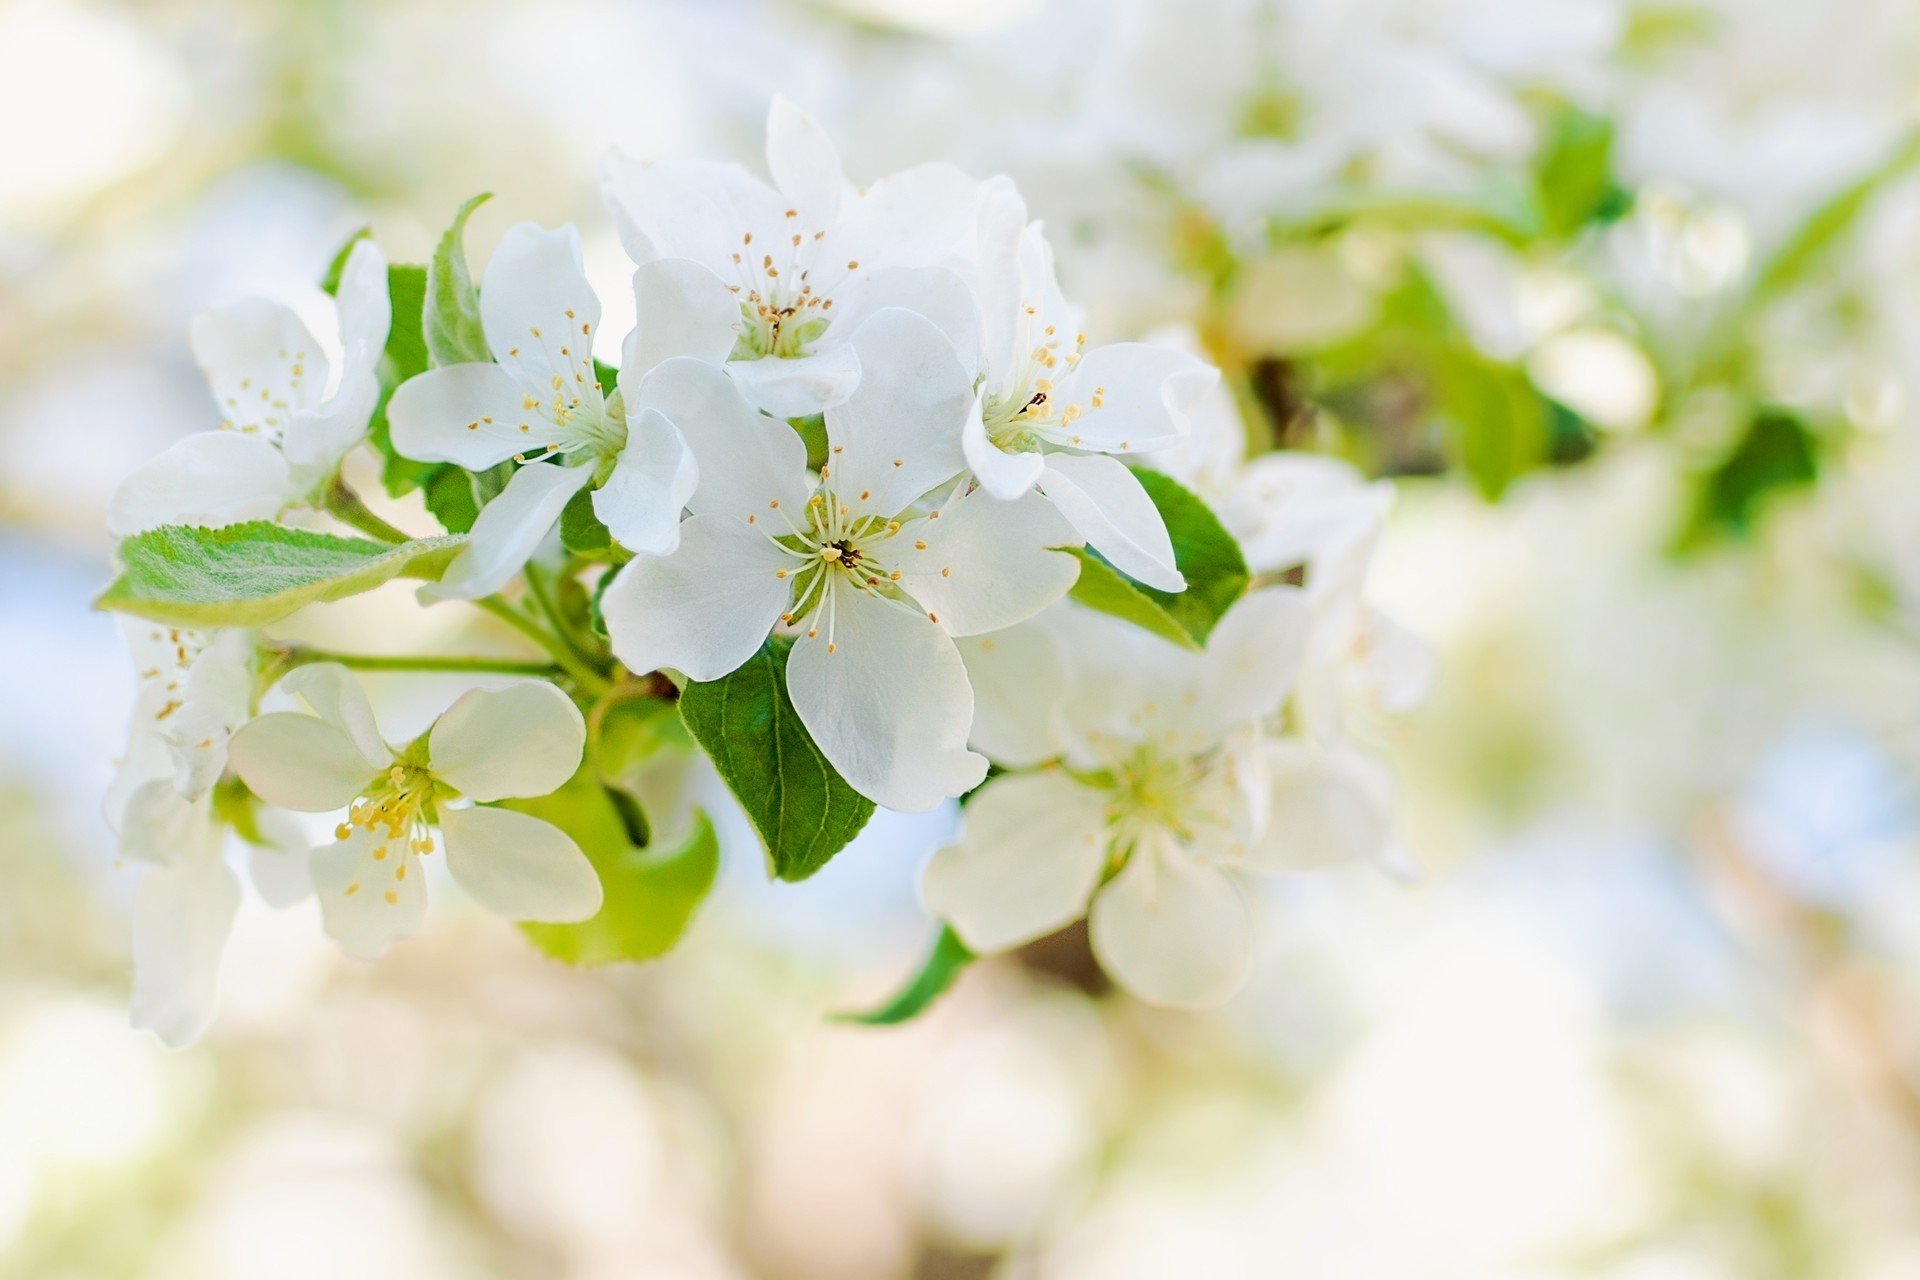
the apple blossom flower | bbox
[387,221,697,599]
[957,186,1217,591]
[600,309,1080,812]
[601,95,986,418]
[106,625,309,1047]
[928,589,1400,1008]
[226,664,602,958]
[108,239,392,534]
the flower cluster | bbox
[101,99,1427,1044]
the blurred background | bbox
[7,0,1920,1275]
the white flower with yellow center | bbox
[601,308,1080,812]
[387,221,697,599]
[928,588,1398,1008]
[602,96,985,418]
[956,186,1217,592]
[227,665,602,958]
[108,240,392,534]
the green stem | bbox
[278,647,563,678]
[324,478,412,544]
[472,596,610,696]
[523,561,604,670]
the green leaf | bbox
[426,193,493,368]
[1437,354,1549,501]
[98,522,465,628]
[320,226,371,297]
[1535,106,1630,239]
[836,926,975,1026]
[1066,549,1198,650]
[560,485,612,553]
[1066,468,1250,648]
[1678,407,1821,548]
[512,768,718,966]
[1752,132,1920,304]
[678,636,875,881]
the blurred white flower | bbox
[929,589,1344,1006]
[108,241,391,535]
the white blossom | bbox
[227,665,601,958]
[928,590,1357,1007]
[108,239,392,534]
[387,221,697,599]
[600,308,1079,812]
[601,96,987,417]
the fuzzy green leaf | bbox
[513,767,718,966]
[97,522,465,628]
[1066,468,1250,648]
[836,926,975,1026]
[426,193,493,368]
[678,636,875,881]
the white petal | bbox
[600,514,791,680]
[628,357,811,522]
[480,222,601,391]
[332,238,393,366]
[228,712,382,812]
[1187,587,1311,738]
[727,346,862,417]
[129,851,241,1048]
[284,239,392,483]
[971,177,1031,380]
[116,779,216,866]
[107,431,292,535]
[956,624,1069,767]
[441,805,602,922]
[895,488,1078,637]
[310,831,426,959]
[279,661,388,768]
[594,407,697,555]
[601,149,735,268]
[169,629,256,798]
[786,588,986,812]
[429,682,586,803]
[246,807,314,908]
[825,309,972,515]
[823,162,986,268]
[1364,607,1437,714]
[765,95,846,227]
[422,462,592,602]
[1038,454,1184,592]
[822,265,981,371]
[191,297,328,433]
[387,363,556,468]
[1089,838,1252,1008]
[962,392,1046,500]
[622,258,742,377]
[921,772,1110,952]
[1050,344,1215,454]
[1242,741,1394,873]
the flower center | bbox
[334,763,439,906]
[719,213,862,360]
[498,315,625,470]
[980,311,1097,452]
[754,483,927,654]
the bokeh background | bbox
[7,0,1920,1275]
